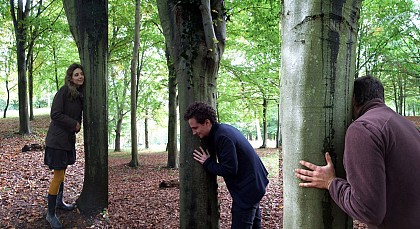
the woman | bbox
[44,63,84,228]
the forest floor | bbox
[0,115,419,228]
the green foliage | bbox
[358,0,419,115]
[107,0,168,146]
[217,0,280,138]
[2,0,417,146]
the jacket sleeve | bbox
[203,135,238,178]
[50,87,77,132]
[329,122,386,225]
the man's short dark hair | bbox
[354,75,385,106]
[184,102,217,124]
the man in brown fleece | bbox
[295,75,420,229]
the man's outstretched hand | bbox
[193,147,210,165]
[295,152,336,190]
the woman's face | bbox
[71,68,84,87]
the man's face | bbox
[188,118,212,139]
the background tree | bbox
[158,0,226,227]
[129,0,141,168]
[63,0,108,214]
[157,0,178,169]
[281,0,362,228]
[357,0,419,115]
[10,0,31,134]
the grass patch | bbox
[260,150,279,179]
[108,150,131,159]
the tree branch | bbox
[199,0,217,58]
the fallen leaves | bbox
[2,114,403,228]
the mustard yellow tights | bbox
[48,170,65,195]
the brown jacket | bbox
[329,99,420,229]
[45,85,83,151]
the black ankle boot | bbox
[56,182,75,211]
[46,194,63,229]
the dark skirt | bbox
[44,146,76,170]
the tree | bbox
[157,0,226,227]
[157,1,178,168]
[10,0,31,134]
[128,0,141,168]
[281,0,362,228]
[63,0,108,214]
[166,47,178,168]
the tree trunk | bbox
[144,113,149,149]
[281,0,361,228]
[28,52,34,121]
[53,46,59,91]
[157,0,226,228]
[129,0,141,168]
[10,0,31,134]
[276,96,282,148]
[260,98,268,148]
[3,80,10,118]
[166,47,179,168]
[63,0,108,215]
[114,115,123,152]
[3,57,12,118]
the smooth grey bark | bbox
[157,0,226,228]
[63,0,108,214]
[281,0,362,228]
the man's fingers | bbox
[299,182,315,188]
[295,168,313,177]
[299,160,318,170]
[295,172,313,181]
[325,152,333,166]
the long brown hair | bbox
[64,63,84,100]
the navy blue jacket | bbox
[202,123,269,208]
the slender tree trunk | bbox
[392,79,398,113]
[281,0,361,228]
[28,52,34,120]
[166,46,179,168]
[53,46,59,91]
[63,0,108,214]
[3,57,11,118]
[129,0,141,168]
[144,112,149,149]
[114,114,123,152]
[3,80,10,118]
[10,0,31,134]
[260,98,268,148]
[158,0,226,227]
[277,95,282,148]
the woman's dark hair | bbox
[65,63,84,100]
[353,75,384,106]
[184,102,217,124]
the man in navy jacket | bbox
[184,102,269,229]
